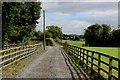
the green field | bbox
[63,40,119,78]
[65,40,119,58]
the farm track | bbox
[2,44,90,79]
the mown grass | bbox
[83,47,118,58]
[66,40,118,58]
[63,40,119,79]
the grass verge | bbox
[2,46,44,77]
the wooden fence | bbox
[2,44,22,50]
[63,43,120,80]
[2,42,40,50]
[0,43,42,69]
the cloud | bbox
[40,0,119,2]
[36,18,92,34]
[42,2,118,14]
[36,2,118,34]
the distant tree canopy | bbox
[46,25,63,39]
[63,34,84,41]
[111,29,120,46]
[35,26,63,42]
[2,2,41,45]
[84,24,120,47]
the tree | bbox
[84,24,102,46]
[46,25,63,39]
[2,2,42,45]
[84,24,119,47]
[63,34,68,40]
[100,24,111,46]
[45,31,52,38]
[112,29,120,47]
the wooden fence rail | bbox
[63,43,120,80]
[2,44,22,50]
[0,43,42,69]
[2,42,40,50]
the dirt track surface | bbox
[13,44,90,79]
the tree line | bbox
[2,2,119,47]
[62,34,84,41]
[84,24,120,47]
[35,26,84,42]
[35,24,120,47]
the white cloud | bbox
[52,12,70,16]
[36,17,92,34]
[43,2,117,13]
[40,0,119,2]
[36,2,118,34]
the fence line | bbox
[2,44,20,50]
[63,43,120,80]
[2,42,40,50]
[0,43,42,69]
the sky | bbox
[36,0,119,35]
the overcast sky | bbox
[36,1,118,35]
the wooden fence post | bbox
[86,50,89,70]
[118,59,120,80]
[65,43,67,53]
[75,47,77,61]
[77,47,79,60]
[72,47,75,60]
[68,45,69,53]
[90,52,94,76]
[78,48,80,63]
[68,45,69,54]
[98,53,101,79]
[71,46,72,55]
[76,47,78,62]
[80,48,82,61]
[108,57,112,80]
[83,49,85,63]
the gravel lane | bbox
[15,44,90,79]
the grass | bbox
[68,41,85,47]
[2,46,44,76]
[2,60,31,75]
[83,47,118,58]
[63,40,119,79]
[65,40,118,58]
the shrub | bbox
[45,31,52,38]
[46,38,55,46]
[54,37,61,42]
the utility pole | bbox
[43,10,46,50]
[61,27,62,44]
[0,4,2,50]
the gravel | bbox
[3,44,90,79]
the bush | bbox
[45,31,52,38]
[54,37,60,42]
[46,38,55,46]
